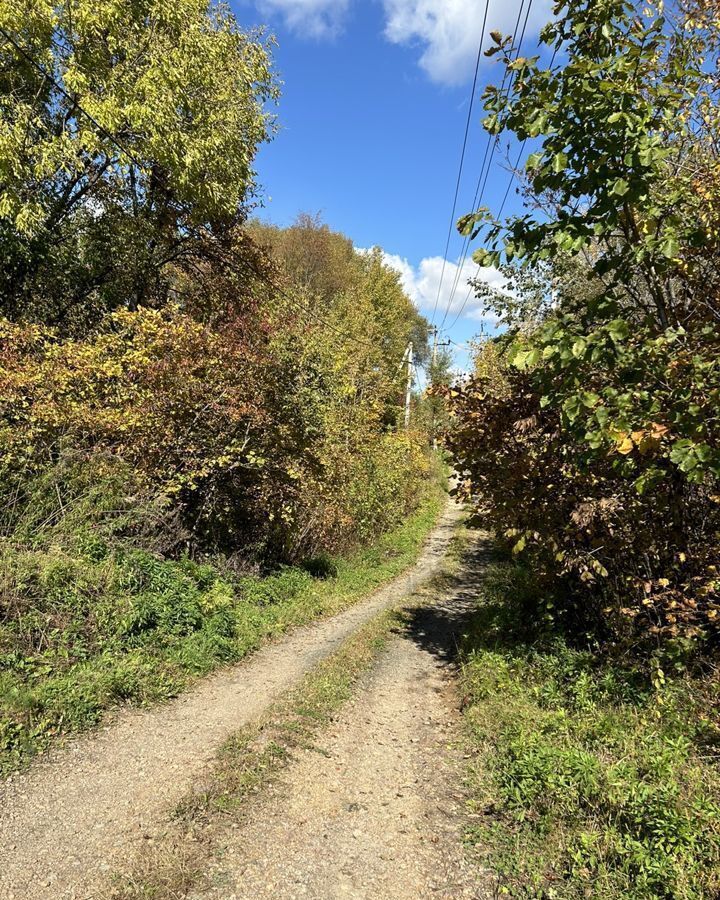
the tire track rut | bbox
[0,502,462,900]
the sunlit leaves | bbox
[0,0,278,327]
[611,178,630,197]
[461,0,720,336]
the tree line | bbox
[0,0,437,566]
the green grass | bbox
[0,485,444,776]
[459,559,720,900]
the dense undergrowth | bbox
[0,458,445,775]
[460,557,720,899]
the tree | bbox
[462,0,720,332]
[0,0,277,329]
[447,0,720,649]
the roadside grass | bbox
[0,485,445,776]
[460,558,720,899]
[109,606,405,899]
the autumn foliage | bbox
[447,0,720,653]
[0,2,435,567]
[0,226,431,563]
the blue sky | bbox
[232,0,555,368]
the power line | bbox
[439,134,496,329]
[429,0,492,328]
[439,0,534,333]
[444,44,559,334]
[439,0,538,334]
[498,141,527,215]
[444,141,527,333]
[437,7,532,336]
[446,337,476,352]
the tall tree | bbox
[0,0,277,329]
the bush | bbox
[447,326,720,653]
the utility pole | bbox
[429,328,450,450]
[430,327,438,450]
[404,341,414,430]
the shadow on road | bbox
[401,536,494,668]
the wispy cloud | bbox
[253,0,351,38]
[251,0,553,83]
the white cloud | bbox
[254,0,350,38]
[375,250,419,301]
[381,0,553,85]
[361,248,504,325]
[251,0,552,83]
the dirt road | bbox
[0,502,463,900]
[196,556,492,899]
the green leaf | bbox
[638,147,655,166]
[552,152,568,173]
[607,319,629,342]
[696,443,713,463]
[512,349,531,370]
[661,234,679,259]
[611,178,630,197]
[563,395,582,423]
[526,151,543,170]
[457,211,487,236]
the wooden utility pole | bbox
[404,341,414,430]
[429,328,450,450]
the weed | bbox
[460,561,720,899]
